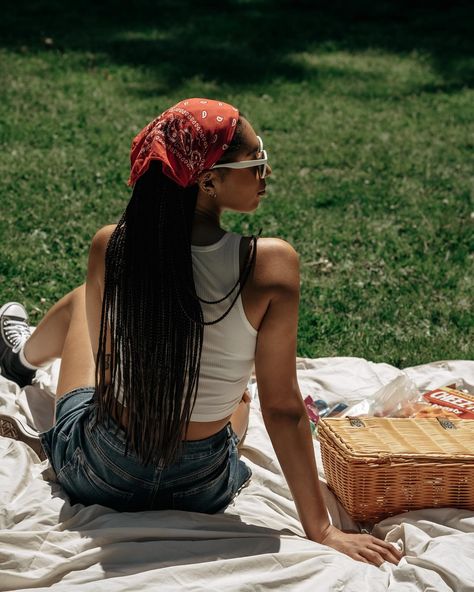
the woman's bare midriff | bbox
[111,402,234,441]
[111,235,268,441]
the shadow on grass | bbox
[1,0,473,94]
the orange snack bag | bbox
[412,405,459,419]
[422,387,474,419]
[392,400,458,419]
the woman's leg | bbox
[24,284,95,400]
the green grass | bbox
[1,0,473,367]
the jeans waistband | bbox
[87,405,233,455]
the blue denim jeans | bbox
[40,386,252,513]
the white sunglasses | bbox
[210,135,268,179]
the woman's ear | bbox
[197,171,216,196]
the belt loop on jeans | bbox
[225,421,233,441]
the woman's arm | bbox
[85,225,116,382]
[254,239,402,567]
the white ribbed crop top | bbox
[115,231,258,421]
[187,231,258,420]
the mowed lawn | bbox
[1,0,472,367]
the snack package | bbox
[325,402,348,417]
[392,400,459,419]
[422,386,474,419]
[304,396,348,437]
[304,396,320,424]
[304,396,347,421]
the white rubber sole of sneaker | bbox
[0,414,46,461]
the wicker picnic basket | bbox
[318,417,474,523]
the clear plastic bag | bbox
[341,374,420,418]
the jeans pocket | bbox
[58,447,134,510]
[165,444,229,487]
[171,459,232,514]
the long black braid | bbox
[93,119,260,466]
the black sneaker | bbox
[0,302,36,387]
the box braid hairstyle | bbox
[93,117,260,466]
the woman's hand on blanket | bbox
[319,525,403,567]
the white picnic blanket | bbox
[1,357,474,591]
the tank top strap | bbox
[226,232,242,285]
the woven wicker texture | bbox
[318,417,474,523]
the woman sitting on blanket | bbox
[0,98,401,567]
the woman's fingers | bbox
[366,538,403,565]
[355,535,402,567]
[370,536,404,561]
[359,548,385,567]
[367,544,400,565]
[320,527,403,568]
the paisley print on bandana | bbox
[128,98,239,188]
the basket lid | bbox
[318,417,474,461]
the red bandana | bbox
[128,98,239,188]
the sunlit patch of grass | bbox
[1,1,472,365]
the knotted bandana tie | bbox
[128,98,239,188]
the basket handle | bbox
[437,417,457,430]
[348,417,365,428]
[347,416,457,430]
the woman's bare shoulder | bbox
[253,237,300,293]
[91,224,117,251]
[256,237,299,258]
[87,225,117,286]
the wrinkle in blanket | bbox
[1,357,474,591]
